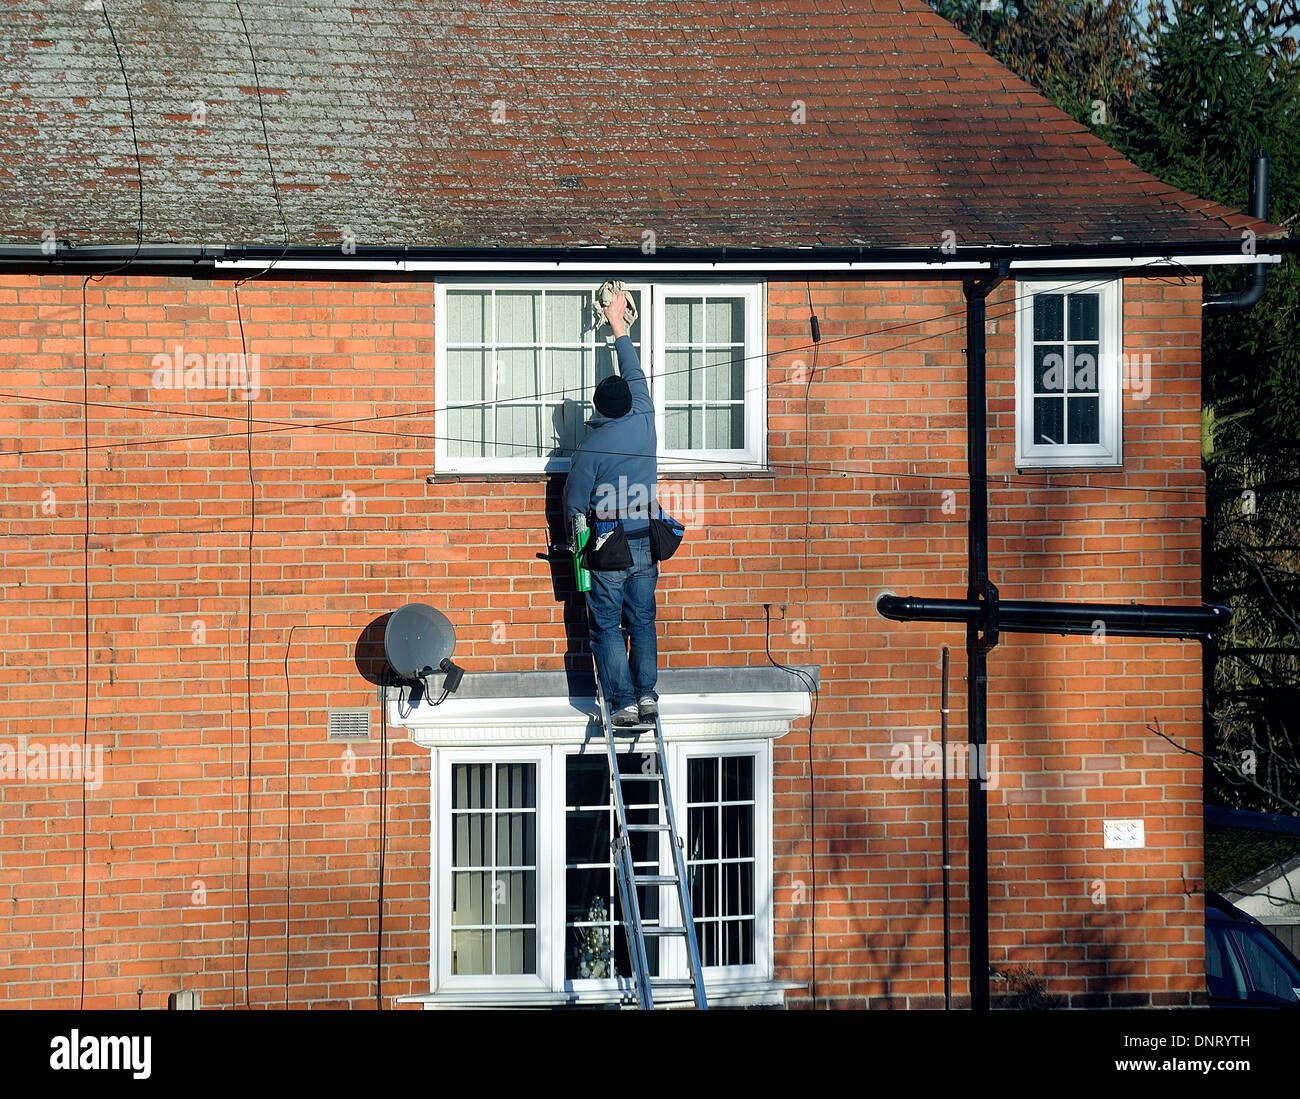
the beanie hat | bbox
[593,375,632,419]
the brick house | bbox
[0,0,1289,1009]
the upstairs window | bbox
[1014,279,1123,468]
[434,281,765,474]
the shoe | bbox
[612,705,641,728]
[638,697,658,722]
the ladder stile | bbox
[591,663,708,1010]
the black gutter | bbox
[876,595,1230,642]
[1204,148,1274,315]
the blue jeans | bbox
[586,535,658,712]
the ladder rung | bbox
[634,874,678,885]
[626,823,670,832]
[642,926,688,937]
[616,772,664,782]
[649,978,697,990]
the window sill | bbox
[397,978,801,1010]
[425,470,776,483]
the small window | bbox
[434,281,766,474]
[1014,279,1122,468]
[686,753,757,968]
[449,761,538,975]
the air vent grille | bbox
[327,709,371,742]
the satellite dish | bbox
[384,603,456,680]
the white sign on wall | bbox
[1103,819,1145,849]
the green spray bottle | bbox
[572,514,592,593]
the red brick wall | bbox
[0,272,1204,1008]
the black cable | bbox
[232,0,290,280]
[802,282,822,592]
[762,604,820,1008]
[377,670,388,1010]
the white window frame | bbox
[670,740,771,982]
[651,282,767,474]
[1014,277,1123,469]
[433,280,767,475]
[434,745,554,994]
[428,738,773,1000]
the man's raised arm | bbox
[606,291,652,414]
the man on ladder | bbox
[563,287,659,729]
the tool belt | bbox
[581,507,685,571]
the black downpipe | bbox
[963,274,1001,1012]
[1204,148,1272,315]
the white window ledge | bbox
[390,690,811,747]
[397,978,802,1010]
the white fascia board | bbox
[1007,253,1284,270]
[390,690,811,747]
[215,253,1283,275]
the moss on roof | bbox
[1206,823,1300,892]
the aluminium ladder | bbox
[592,669,708,1010]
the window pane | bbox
[689,757,717,803]
[722,804,754,860]
[1071,345,1099,392]
[705,347,743,401]
[723,756,754,802]
[706,297,745,344]
[495,929,537,975]
[1033,397,1064,445]
[705,406,742,450]
[451,929,489,974]
[567,754,608,806]
[496,291,540,343]
[665,348,698,401]
[665,407,703,449]
[666,299,703,343]
[451,871,489,925]
[446,290,489,344]
[497,869,536,924]
[453,764,489,810]
[496,347,540,401]
[546,290,587,344]
[1067,396,1100,445]
[1034,346,1064,393]
[724,916,754,966]
[496,405,542,457]
[1033,293,1064,341]
[446,407,488,459]
[496,812,536,867]
[447,348,487,403]
[1068,293,1099,341]
[549,347,585,398]
[452,813,489,866]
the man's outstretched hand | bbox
[606,289,628,339]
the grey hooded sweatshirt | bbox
[563,335,656,537]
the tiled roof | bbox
[0,0,1283,251]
